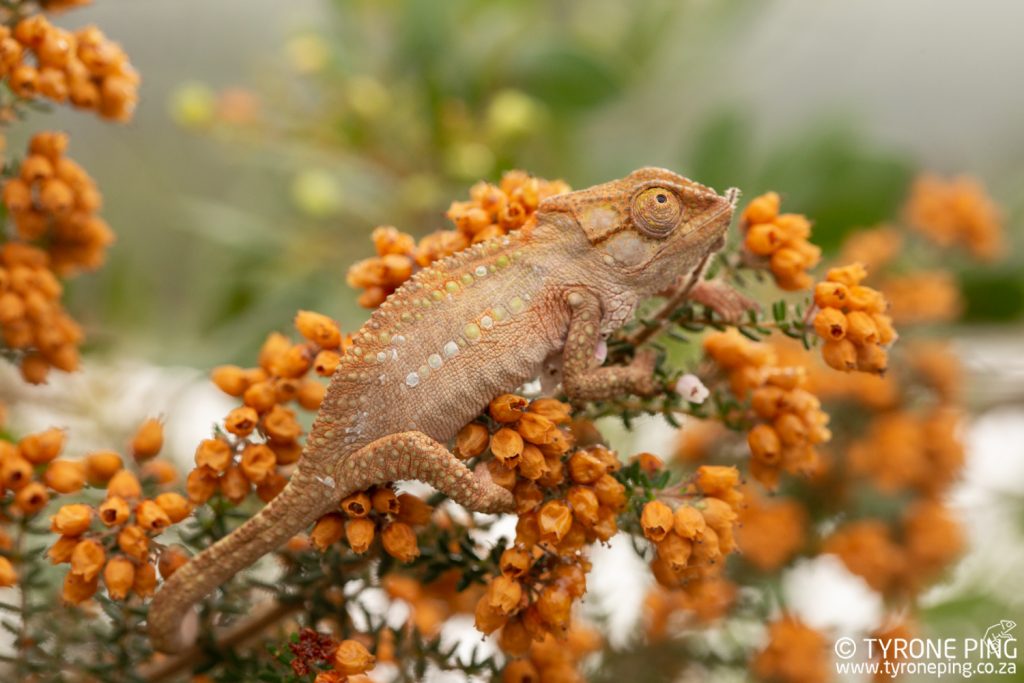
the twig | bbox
[139,599,299,682]
[624,251,713,348]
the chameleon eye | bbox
[631,187,682,238]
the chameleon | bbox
[148,167,739,653]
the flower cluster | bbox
[823,499,963,595]
[812,263,896,374]
[751,615,830,683]
[642,576,737,639]
[0,15,138,121]
[287,628,375,683]
[346,171,570,307]
[846,407,963,495]
[0,132,115,382]
[640,465,743,589]
[44,420,193,604]
[310,484,432,563]
[904,173,1003,260]
[878,270,962,324]
[740,192,821,291]
[382,571,481,637]
[501,624,601,683]
[735,484,807,572]
[703,329,830,489]
[187,311,343,505]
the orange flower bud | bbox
[135,500,171,532]
[62,571,98,605]
[14,482,49,515]
[395,493,432,526]
[211,364,248,396]
[641,501,674,542]
[498,618,532,657]
[51,503,92,536]
[774,413,807,448]
[313,350,341,377]
[514,512,539,547]
[311,512,346,551]
[345,517,376,553]
[242,381,277,413]
[98,495,130,527]
[185,466,219,504]
[194,438,232,472]
[131,418,163,460]
[502,659,540,683]
[845,310,879,345]
[593,473,626,511]
[745,223,784,256]
[106,469,141,500]
[295,310,342,349]
[499,547,532,578]
[700,498,737,533]
[873,314,897,345]
[341,491,372,517]
[142,458,180,486]
[518,444,546,480]
[813,307,847,341]
[70,538,105,581]
[592,505,619,541]
[775,213,811,240]
[567,450,605,484]
[486,575,523,616]
[512,480,543,514]
[674,506,707,540]
[748,424,782,464]
[224,406,259,436]
[822,339,858,372]
[537,585,572,631]
[103,556,135,600]
[857,343,888,374]
[44,459,86,493]
[826,262,868,287]
[537,500,573,545]
[516,412,557,445]
[743,192,780,225]
[814,281,850,310]
[220,465,250,503]
[132,562,157,598]
[691,526,722,566]
[657,532,693,573]
[297,378,326,410]
[271,440,302,466]
[0,557,16,588]
[19,427,64,464]
[848,285,887,314]
[158,545,190,579]
[382,521,419,562]
[528,398,572,424]
[694,466,740,498]
[567,486,599,526]
[475,593,510,635]
[0,453,33,491]
[117,525,148,561]
[263,405,302,443]
[454,423,489,459]
[48,535,79,564]
[489,393,527,423]
[154,492,191,523]
[334,640,376,676]
[85,450,123,484]
[372,487,400,515]
[491,427,524,467]
[240,443,276,484]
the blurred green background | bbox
[10,0,1019,368]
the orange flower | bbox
[70,538,105,581]
[106,469,141,499]
[44,459,86,493]
[51,504,93,536]
[98,496,129,528]
[640,501,674,542]
[740,193,820,290]
[311,513,346,550]
[333,640,375,676]
[103,556,135,600]
[752,615,830,683]
[345,518,375,553]
[537,500,573,545]
[381,521,419,562]
[904,173,1003,259]
[130,418,163,460]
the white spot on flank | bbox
[480,315,494,330]
[475,265,487,277]
[443,341,459,358]
[376,351,387,363]
[428,353,443,370]
[316,475,336,489]
[405,372,420,387]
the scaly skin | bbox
[148,167,737,653]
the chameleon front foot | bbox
[337,431,514,514]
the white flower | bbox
[675,373,709,404]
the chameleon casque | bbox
[148,167,739,653]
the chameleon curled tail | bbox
[147,466,337,654]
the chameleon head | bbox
[537,167,737,296]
